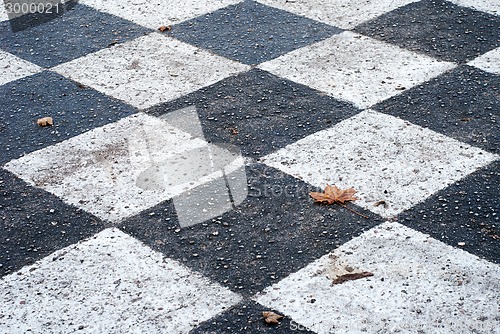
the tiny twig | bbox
[337,203,369,219]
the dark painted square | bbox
[0,3,151,68]
[190,299,316,334]
[120,163,382,297]
[0,168,105,277]
[166,0,341,65]
[354,0,500,63]
[0,70,137,166]
[374,65,499,154]
[147,68,361,158]
[398,160,499,264]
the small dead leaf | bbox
[37,117,53,127]
[310,185,368,219]
[158,25,171,32]
[310,184,358,205]
[332,272,374,285]
[373,200,387,208]
[262,311,283,324]
[229,127,238,135]
[461,117,472,122]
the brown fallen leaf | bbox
[262,311,283,324]
[310,184,358,204]
[373,200,387,208]
[332,272,374,285]
[37,117,53,127]
[158,25,171,32]
[310,184,368,219]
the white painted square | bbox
[255,222,500,334]
[0,2,8,22]
[53,33,249,109]
[257,0,419,29]
[260,110,498,218]
[0,228,242,333]
[0,50,42,86]
[4,113,231,223]
[258,31,455,109]
[468,47,500,75]
[448,0,500,16]
[81,0,242,29]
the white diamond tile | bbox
[449,0,500,16]
[4,113,228,223]
[0,228,242,333]
[81,0,242,29]
[53,33,249,109]
[259,31,455,109]
[257,0,418,29]
[260,110,498,218]
[468,47,500,75]
[255,222,500,334]
[0,50,42,86]
[0,3,8,22]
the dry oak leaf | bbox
[310,184,358,205]
[262,311,283,324]
[37,117,53,127]
[332,272,374,285]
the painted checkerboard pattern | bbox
[0,0,499,333]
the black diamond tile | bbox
[398,160,499,264]
[0,168,105,277]
[0,3,151,68]
[190,299,316,334]
[354,0,500,63]
[167,0,341,65]
[120,163,382,297]
[374,65,499,154]
[147,68,360,158]
[0,70,136,166]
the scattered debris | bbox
[37,117,53,127]
[262,311,283,324]
[461,117,472,122]
[310,185,368,219]
[108,40,118,47]
[395,85,406,91]
[373,200,387,208]
[457,242,466,247]
[229,127,238,135]
[332,272,374,285]
[158,25,171,32]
